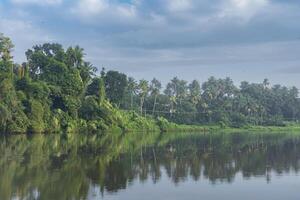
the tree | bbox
[0,33,14,62]
[86,78,101,97]
[65,45,84,68]
[104,70,128,106]
[127,77,138,110]
[28,99,45,133]
[0,33,14,79]
[79,62,97,85]
[79,96,101,120]
[150,78,162,115]
[98,77,106,105]
[2,32,300,133]
[137,80,149,115]
[0,103,11,132]
[25,43,65,79]
[164,77,188,115]
[188,80,201,106]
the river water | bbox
[0,132,300,200]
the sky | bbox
[0,0,300,87]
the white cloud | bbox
[11,0,62,6]
[220,0,269,20]
[71,0,108,17]
[0,18,55,62]
[116,4,136,18]
[231,0,268,11]
[2,0,300,87]
[71,0,137,22]
[167,0,192,12]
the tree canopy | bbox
[1,33,300,133]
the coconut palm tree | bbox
[137,80,149,115]
[128,77,138,110]
[150,78,162,115]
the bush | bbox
[0,103,11,132]
[263,115,286,127]
[230,113,247,128]
[28,99,45,133]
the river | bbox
[0,131,300,200]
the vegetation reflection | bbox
[1,132,300,199]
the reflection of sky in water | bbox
[94,171,300,200]
[1,132,300,200]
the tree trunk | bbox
[140,97,144,115]
[152,95,157,115]
[130,93,133,110]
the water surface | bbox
[1,132,300,200]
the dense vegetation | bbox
[1,33,300,133]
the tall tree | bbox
[65,45,85,68]
[0,33,14,79]
[98,78,106,105]
[164,77,188,115]
[79,62,97,86]
[104,70,128,106]
[150,78,162,115]
[188,80,201,106]
[127,77,137,110]
[0,33,14,62]
[137,80,149,115]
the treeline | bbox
[117,75,300,127]
[0,33,300,133]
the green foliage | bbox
[98,77,106,104]
[229,113,247,128]
[86,78,98,96]
[6,109,29,133]
[157,117,171,132]
[62,95,80,118]
[1,32,300,134]
[79,96,101,120]
[16,78,50,100]
[0,33,14,79]
[28,99,45,133]
[0,103,11,132]
[0,77,30,133]
[104,70,128,106]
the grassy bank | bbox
[158,124,300,134]
[101,113,300,134]
[153,116,300,133]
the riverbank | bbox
[158,123,300,134]
[81,113,300,135]
[152,116,300,133]
[2,105,300,134]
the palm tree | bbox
[74,45,84,68]
[150,78,162,115]
[66,46,84,68]
[188,80,201,106]
[79,62,97,101]
[79,61,97,85]
[137,80,149,115]
[128,77,137,110]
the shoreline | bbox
[2,123,300,135]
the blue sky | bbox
[0,0,300,86]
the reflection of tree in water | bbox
[0,132,300,199]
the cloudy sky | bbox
[0,0,300,86]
